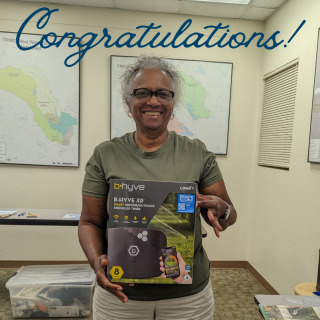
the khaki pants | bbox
[93,281,214,320]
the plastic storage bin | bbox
[6,264,96,318]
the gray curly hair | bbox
[120,55,183,110]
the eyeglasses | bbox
[131,88,175,105]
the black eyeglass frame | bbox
[130,88,175,103]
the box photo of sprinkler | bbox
[107,179,196,284]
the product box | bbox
[6,265,96,318]
[107,179,196,284]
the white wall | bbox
[0,1,263,261]
[248,0,320,294]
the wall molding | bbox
[246,261,279,295]
[0,260,279,294]
[210,260,247,269]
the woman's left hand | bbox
[196,193,229,238]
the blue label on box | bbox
[177,194,195,213]
[185,265,191,272]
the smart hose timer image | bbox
[107,179,196,284]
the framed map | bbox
[110,56,232,154]
[0,32,79,167]
[309,29,320,163]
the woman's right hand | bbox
[94,254,133,303]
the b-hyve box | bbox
[107,179,196,284]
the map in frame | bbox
[110,56,232,154]
[309,29,320,163]
[0,32,79,167]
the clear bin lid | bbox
[6,264,96,287]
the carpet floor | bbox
[0,268,266,320]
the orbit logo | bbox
[180,186,194,191]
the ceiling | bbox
[18,0,289,21]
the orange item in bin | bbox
[37,303,46,312]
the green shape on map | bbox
[32,107,62,144]
[0,66,62,144]
[0,66,37,107]
[177,66,210,120]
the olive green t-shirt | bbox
[82,131,222,301]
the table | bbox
[0,208,208,237]
[255,295,320,306]
[0,209,80,226]
[294,282,317,295]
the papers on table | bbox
[63,213,81,220]
[284,296,320,307]
[0,210,17,217]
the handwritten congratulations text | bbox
[16,7,306,67]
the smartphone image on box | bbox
[161,246,180,278]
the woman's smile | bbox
[142,110,164,121]
[143,111,162,116]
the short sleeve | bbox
[82,146,109,198]
[199,142,223,190]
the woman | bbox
[79,55,237,320]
